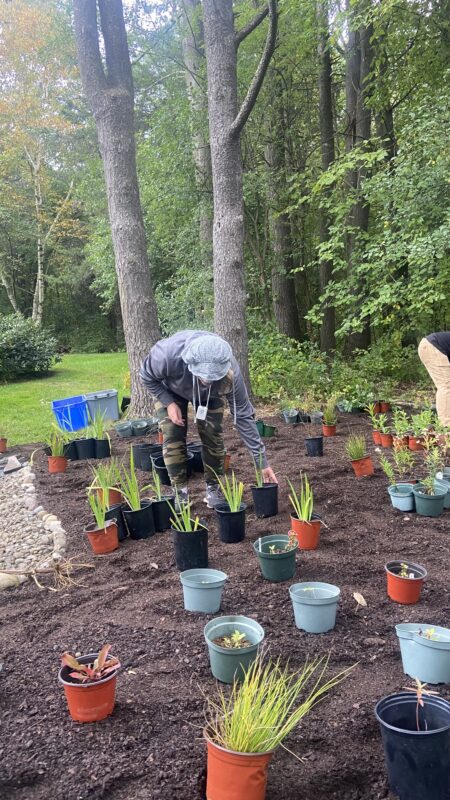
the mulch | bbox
[0,411,449,800]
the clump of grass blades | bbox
[169,495,200,532]
[287,473,313,521]
[253,453,265,488]
[88,490,107,530]
[214,470,244,512]
[345,435,366,461]
[89,459,121,494]
[205,655,354,754]
[46,425,67,457]
[89,410,109,441]
[119,449,142,511]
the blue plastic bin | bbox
[52,395,89,432]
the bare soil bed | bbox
[1,411,449,800]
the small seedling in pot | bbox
[267,533,297,554]
[89,410,110,442]
[89,459,121,497]
[46,425,68,457]
[410,409,434,439]
[88,490,108,530]
[403,678,440,731]
[379,455,396,486]
[365,403,380,429]
[214,630,251,649]
[149,468,173,501]
[421,446,443,495]
[392,446,415,479]
[377,414,391,435]
[253,453,265,488]
[392,407,410,439]
[61,645,120,683]
[399,563,415,579]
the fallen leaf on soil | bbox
[353,591,367,611]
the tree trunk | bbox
[73,0,160,415]
[202,0,277,389]
[316,0,336,353]
[25,149,44,325]
[180,0,213,267]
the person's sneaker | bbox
[203,483,225,509]
[173,487,189,512]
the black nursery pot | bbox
[94,438,111,459]
[375,693,450,800]
[105,503,128,542]
[122,501,155,540]
[251,483,278,518]
[152,453,194,485]
[171,525,208,571]
[74,437,96,460]
[132,443,154,471]
[215,503,247,543]
[305,436,324,457]
[152,496,175,532]
[187,442,204,472]
[63,441,78,461]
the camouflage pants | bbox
[153,397,226,488]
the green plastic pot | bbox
[115,421,134,438]
[204,615,264,684]
[412,485,447,517]
[255,419,265,435]
[261,423,277,438]
[253,535,297,582]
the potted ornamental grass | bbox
[287,473,321,550]
[170,497,208,571]
[89,459,122,507]
[253,532,298,582]
[345,434,374,477]
[204,654,353,800]
[58,644,121,723]
[395,624,450,685]
[148,468,175,532]
[375,680,450,800]
[322,397,337,437]
[379,454,416,512]
[250,455,278,518]
[377,414,394,448]
[85,491,120,554]
[46,427,68,474]
[365,403,381,445]
[119,450,155,538]
[89,410,111,459]
[385,560,427,604]
[214,471,247,543]
[413,445,447,517]
[203,615,264,684]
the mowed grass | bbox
[0,352,129,445]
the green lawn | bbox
[0,352,129,445]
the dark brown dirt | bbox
[1,412,449,800]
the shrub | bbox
[0,314,60,380]
[248,329,329,401]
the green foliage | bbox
[248,329,329,401]
[345,435,367,461]
[0,314,60,380]
[169,496,200,532]
[88,490,107,530]
[287,473,313,521]
[45,424,66,457]
[215,471,244,513]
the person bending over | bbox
[418,332,450,427]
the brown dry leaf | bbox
[353,591,367,611]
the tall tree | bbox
[73,0,160,414]
[202,0,277,386]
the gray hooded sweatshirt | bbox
[140,330,267,467]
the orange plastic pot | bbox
[380,402,391,413]
[59,653,118,722]
[290,514,321,550]
[373,402,382,414]
[48,456,68,474]
[0,437,7,453]
[380,433,394,448]
[409,436,425,452]
[95,487,122,507]
[322,423,336,437]
[85,520,119,554]
[205,733,273,800]
[385,561,427,605]
[372,430,381,445]
[156,431,164,444]
[224,452,231,471]
[393,435,409,449]
[351,455,374,478]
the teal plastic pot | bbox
[388,483,415,512]
[412,484,446,517]
[434,476,450,509]
[289,582,340,633]
[282,409,299,424]
[396,623,450,684]
[262,423,277,438]
[115,421,134,438]
[204,615,264,683]
[253,535,297,582]
[180,569,228,614]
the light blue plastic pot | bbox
[388,484,415,512]
[289,582,340,633]
[204,615,264,683]
[396,623,450,684]
[434,476,450,509]
[179,568,228,614]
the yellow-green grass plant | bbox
[169,495,200,532]
[322,397,337,426]
[89,410,110,441]
[88,490,108,530]
[46,425,67,457]
[119,449,146,511]
[214,470,244,512]
[287,473,313,522]
[345,434,367,462]
[253,453,265,488]
[205,654,354,755]
[88,459,122,495]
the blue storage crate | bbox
[52,395,89,432]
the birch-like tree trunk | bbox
[73,0,160,414]
[202,0,277,388]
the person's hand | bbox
[167,402,185,426]
[262,466,277,484]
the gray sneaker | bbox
[203,483,225,509]
[173,487,189,512]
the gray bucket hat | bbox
[181,335,232,382]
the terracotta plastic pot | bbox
[409,435,425,452]
[156,431,164,444]
[393,435,409,449]
[59,652,119,723]
[372,430,381,445]
[350,455,374,478]
[385,560,426,604]
[380,433,394,448]
[322,423,336,437]
[373,402,382,414]
[290,513,321,550]
[224,452,231,471]
[205,733,273,800]
[380,402,391,413]
[85,519,119,554]
[0,437,7,453]
[95,487,122,507]
[48,456,68,474]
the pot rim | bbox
[214,502,247,515]
[171,522,208,534]
[122,500,152,514]
[250,483,278,491]
[84,519,117,535]
[180,568,228,588]
[412,485,447,498]
[385,560,427,580]
[290,512,321,524]
[395,622,450,649]
[58,652,120,688]
[253,534,298,558]
[388,484,415,497]
[289,581,340,605]
[204,615,264,653]
[350,454,370,463]
[203,728,275,757]
[375,692,450,735]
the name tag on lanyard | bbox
[195,382,211,422]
